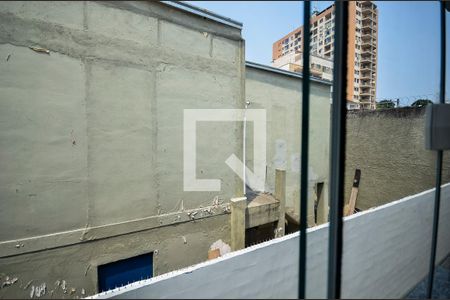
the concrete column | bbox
[275,169,286,237]
[230,197,247,251]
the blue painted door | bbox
[98,252,153,292]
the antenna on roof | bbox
[312,4,319,15]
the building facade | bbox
[0,1,244,298]
[272,1,378,110]
[271,51,333,81]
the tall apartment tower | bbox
[272,1,378,110]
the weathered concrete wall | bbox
[245,65,331,225]
[0,1,243,297]
[0,215,230,299]
[88,184,450,299]
[345,107,450,210]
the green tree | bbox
[376,99,395,109]
[411,99,433,107]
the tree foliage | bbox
[411,99,433,107]
[376,99,395,109]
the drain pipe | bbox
[243,100,250,196]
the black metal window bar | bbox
[427,1,447,299]
[299,1,311,298]
[298,1,448,299]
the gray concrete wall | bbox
[0,215,230,299]
[345,107,450,210]
[0,1,243,297]
[245,65,332,225]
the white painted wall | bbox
[89,183,450,299]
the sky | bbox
[189,1,448,104]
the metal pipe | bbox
[426,1,446,298]
[299,1,311,298]
[327,1,348,299]
[243,101,250,196]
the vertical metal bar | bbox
[299,0,311,298]
[327,1,348,299]
[426,1,446,298]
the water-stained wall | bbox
[0,1,243,297]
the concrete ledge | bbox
[246,194,280,228]
[0,203,230,258]
[161,1,243,30]
[246,61,332,86]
